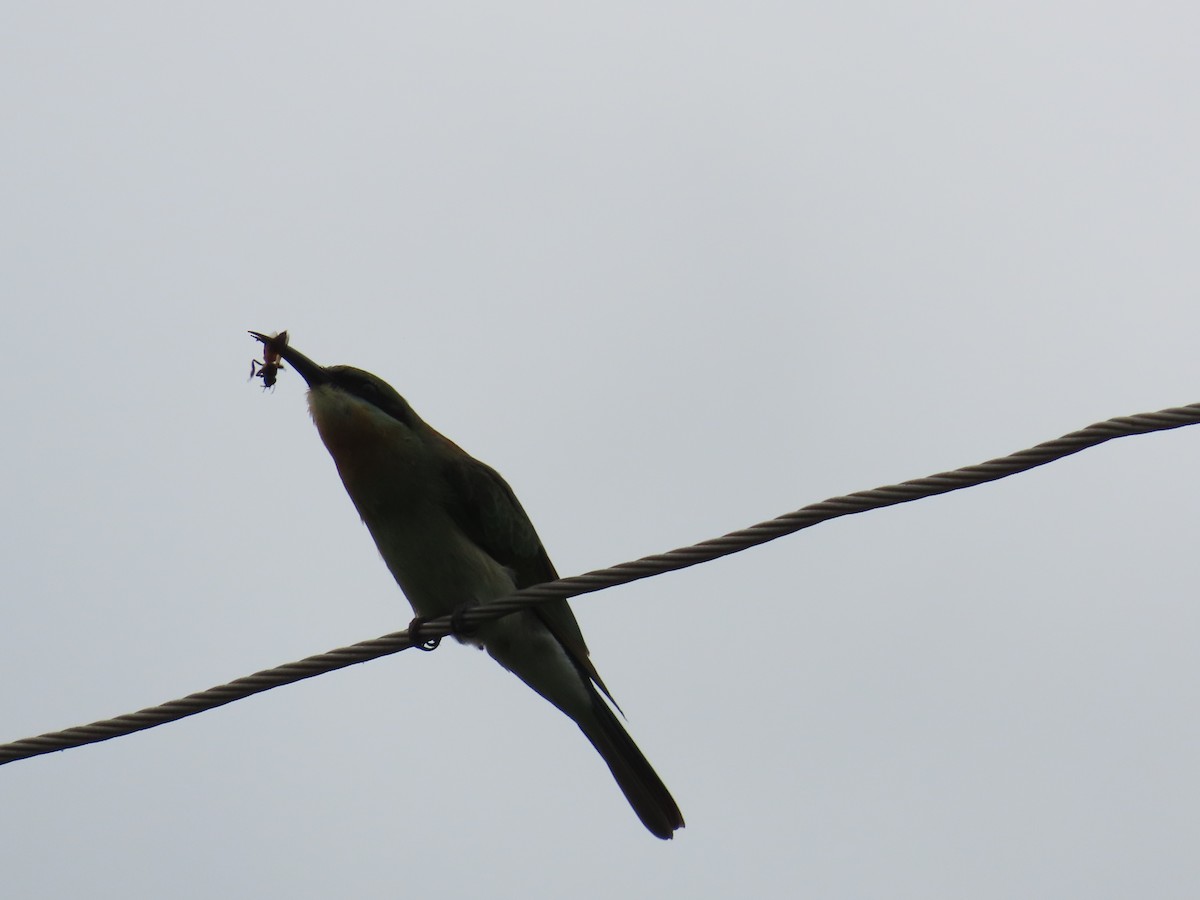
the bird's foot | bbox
[449,604,479,638]
[407,616,441,651]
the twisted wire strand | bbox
[3,402,1198,766]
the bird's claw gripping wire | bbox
[449,604,479,638]
[407,605,478,650]
[406,617,441,651]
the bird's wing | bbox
[439,443,619,705]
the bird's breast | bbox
[363,502,517,620]
[306,384,515,618]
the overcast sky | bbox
[4,3,1199,898]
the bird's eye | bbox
[343,375,381,404]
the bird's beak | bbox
[248,330,330,387]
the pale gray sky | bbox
[4,3,1199,897]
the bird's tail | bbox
[577,689,685,840]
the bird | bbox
[249,331,684,839]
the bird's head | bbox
[249,330,427,464]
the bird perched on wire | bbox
[248,330,683,840]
